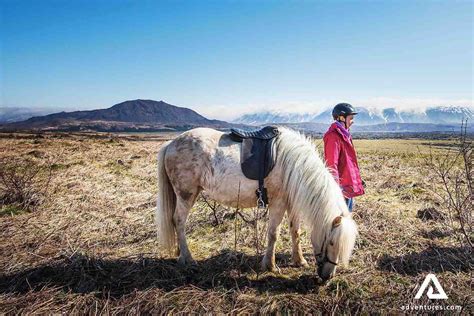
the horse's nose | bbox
[317,263,335,282]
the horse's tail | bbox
[156,141,177,254]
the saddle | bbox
[229,126,280,208]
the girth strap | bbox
[257,140,268,208]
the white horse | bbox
[156,127,357,281]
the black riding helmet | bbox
[332,103,358,120]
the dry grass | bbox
[0,132,472,314]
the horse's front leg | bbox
[287,210,309,267]
[261,200,286,273]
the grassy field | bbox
[0,132,472,314]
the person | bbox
[323,103,365,212]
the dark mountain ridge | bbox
[2,99,231,131]
[24,100,221,124]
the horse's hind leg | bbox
[174,191,198,265]
[287,210,308,267]
[261,200,286,272]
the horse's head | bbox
[312,215,358,282]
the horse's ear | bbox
[332,216,342,228]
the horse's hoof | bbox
[177,256,196,265]
[292,258,309,268]
[272,265,282,274]
[261,261,281,273]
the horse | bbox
[155,126,358,281]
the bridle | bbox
[315,230,338,266]
[315,215,344,268]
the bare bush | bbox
[0,157,53,214]
[198,185,269,275]
[422,120,473,249]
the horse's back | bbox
[164,127,265,208]
[164,127,236,183]
[178,127,224,139]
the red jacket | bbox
[323,122,365,198]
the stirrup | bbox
[256,189,267,209]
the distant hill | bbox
[233,106,474,126]
[0,107,57,123]
[1,100,233,132]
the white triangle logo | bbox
[414,273,448,300]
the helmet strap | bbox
[337,116,349,129]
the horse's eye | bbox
[329,241,334,246]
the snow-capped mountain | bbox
[232,106,473,126]
[234,111,317,125]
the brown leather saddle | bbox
[229,126,280,207]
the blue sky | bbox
[1,0,472,119]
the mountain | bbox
[308,108,388,125]
[2,101,473,133]
[232,108,354,125]
[0,107,57,123]
[278,122,473,134]
[425,106,473,124]
[233,106,473,126]
[235,111,316,125]
[1,100,232,132]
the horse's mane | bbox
[275,127,350,244]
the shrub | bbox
[422,120,473,249]
[0,157,53,214]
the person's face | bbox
[338,114,354,129]
[345,115,354,128]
